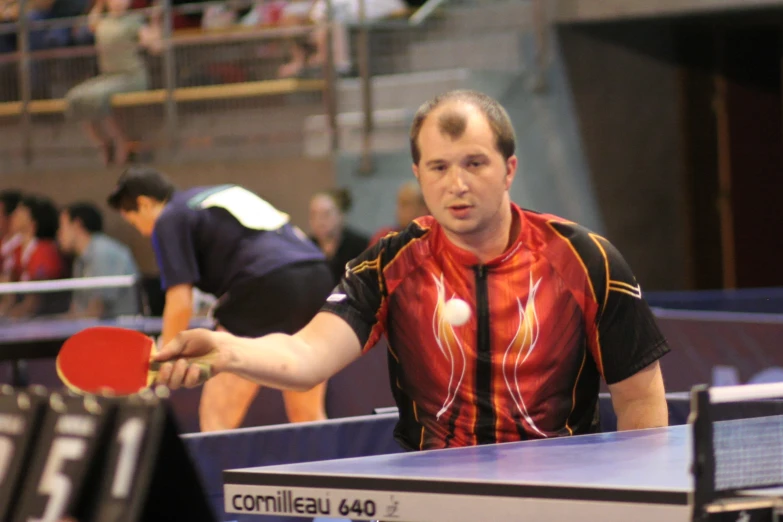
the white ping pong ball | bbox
[444,298,471,326]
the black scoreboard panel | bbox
[0,386,49,520]
[0,387,216,522]
[11,392,116,522]
[88,395,216,522]
[88,398,160,522]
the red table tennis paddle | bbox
[56,326,213,396]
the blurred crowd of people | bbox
[0,189,140,319]
[0,0,422,162]
[0,179,428,321]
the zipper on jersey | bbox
[473,264,496,444]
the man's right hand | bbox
[152,329,230,389]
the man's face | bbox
[120,197,157,237]
[57,212,77,253]
[412,103,516,243]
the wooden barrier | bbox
[0,78,325,118]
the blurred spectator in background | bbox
[163,0,209,30]
[369,179,428,245]
[0,195,66,318]
[277,0,407,78]
[58,202,140,318]
[308,188,369,286]
[0,190,23,276]
[0,0,90,100]
[239,0,286,27]
[64,0,162,165]
[0,0,90,53]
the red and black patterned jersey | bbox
[322,203,669,451]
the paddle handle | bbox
[148,359,213,384]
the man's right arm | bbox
[154,310,363,391]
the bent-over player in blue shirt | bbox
[108,166,333,431]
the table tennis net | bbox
[713,413,783,491]
[707,398,783,493]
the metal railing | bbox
[0,0,546,169]
[0,0,338,164]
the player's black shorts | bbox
[212,260,333,338]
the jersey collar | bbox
[436,203,526,268]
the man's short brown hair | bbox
[409,90,516,164]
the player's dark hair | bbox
[20,195,59,240]
[0,189,22,217]
[409,89,516,164]
[64,202,103,233]
[107,166,176,212]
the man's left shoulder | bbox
[524,211,639,300]
[520,208,595,242]
[524,211,605,263]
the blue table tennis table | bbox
[224,425,695,521]
[223,386,783,522]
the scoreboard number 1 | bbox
[110,417,146,499]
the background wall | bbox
[558,23,689,291]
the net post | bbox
[691,384,715,521]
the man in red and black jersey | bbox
[154,90,669,449]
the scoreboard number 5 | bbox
[27,437,87,522]
[110,417,146,498]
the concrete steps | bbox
[304,68,521,157]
